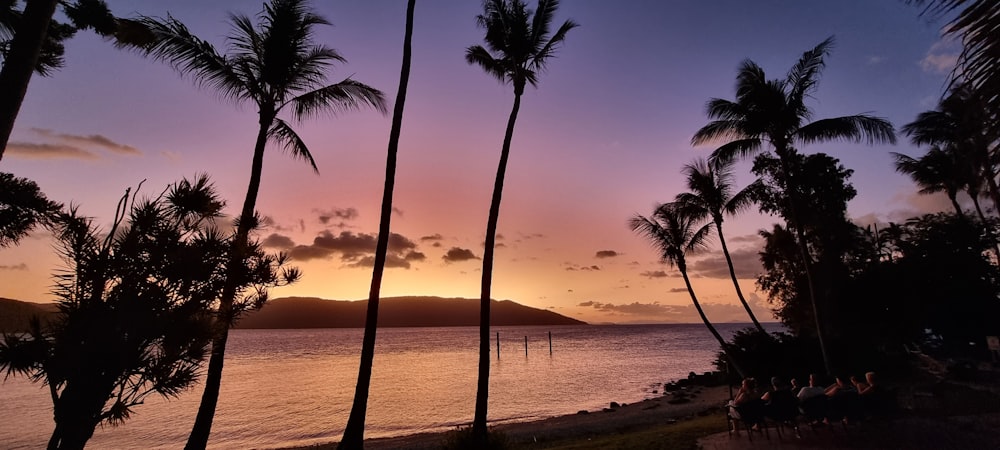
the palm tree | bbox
[674,158,766,333]
[902,84,999,218]
[465,0,576,441]
[629,203,745,377]
[134,2,386,447]
[338,1,414,448]
[691,37,896,374]
[892,148,969,218]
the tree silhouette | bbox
[629,203,745,377]
[339,1,414,448]
[892,148,969,218]
[132,1,386,447]
[0,176,298,450]
[0,171,61,247]
[674,158,765,333]
[691,37,896,374]
[465,0,576,441]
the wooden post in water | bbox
[524,336,528,357]
[548,331,552,355]
[496,331,500,360]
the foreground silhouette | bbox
[339,1,415,448]
[132,1,386,447]
[464,0,577,443]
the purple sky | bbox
[0,0,958,323]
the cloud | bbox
[260,216,300,233]
[30,128,141,155]
[667,287,687,293]
[920,38,959,74]
[420,233,444,242]
[866,55,884,65]
[392,207,404,216]
[286,230,421,269]
[885,188,957,222]
[565,263,601,271]
[6,142,98,160]
[640,270,669,278]
[595,250,619,259]
[0,263,28,271]
[443,247,479,263]
[314,207,359,225]
[578,296,775,323]
[728,234,763,244]
[261,233,295,249]
[688,247,763,279]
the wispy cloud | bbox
[920,38,959,74]
[6,142,98,160]
[30,128,141,155]
[0,263,29,271]
[639,270,669,278]
[595,250,619,259]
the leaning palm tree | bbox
[892,148,970,218]
[338,1,414,448]
[134,2,387,447]
[464,0,576,442]
[674,158,766,333]
[629,203,744,377]
[691,36,896,374]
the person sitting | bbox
[797,374,827,424]
[825,375,860,423]
[763,377,798,432]
[729,378,766,430]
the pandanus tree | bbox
[465,0,576,441]
[691,37,896,374]
[338,1,415,448]
[0,176,298,450]
[133,1,386,447]
[629,203,745,377]
[674,158,766,333]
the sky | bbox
[0,0,962,324]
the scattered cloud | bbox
[595,250,619,259]
[688,247,763,279]
[668,287,687,293]
[0,263,28,271]
[920,38,959,74]
[566,264,601,271]
[286,230,421,270]
[404,251,426,261]
[161,150,182,162]
[261,233,295,249]
[578,296,775,323]
[392,207,404,216]
[866,55,884,65]
[6,142,98,160]
[640,270,669,278]
[30,128,141,155]
[349,254,412,269]
[420,234,444,242]
[314,207,358,225]
[728,234,762,244]
[886,188,957,222]
[442,247,479,263]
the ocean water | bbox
[0,324,756,449]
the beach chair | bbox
[728,398,769,441]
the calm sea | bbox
[0,323,757,449]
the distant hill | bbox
[0,298,57,333]
[235,296,586,329]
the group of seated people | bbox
[728,371,885,431]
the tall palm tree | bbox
[338,1,414,448]
[465,0,576,441]
[892,148,969,218]
[629,203,745,377]
[674,158,766,333]
[134,2,386,447]
[691,37,896,374]
[902,84,999,218]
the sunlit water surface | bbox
[1,324,759,449]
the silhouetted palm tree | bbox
[629,203,745,377]
[674,158,765,333]
[338,1,414,449]
[902,84,999,218]
[0,171,62,247]
[135,2,386,447]
[892,148,969,218]
[691,37,896,374]
[465,0,576,441]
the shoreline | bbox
[283,376,730,450]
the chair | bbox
[728,398,769,441]
[765,390,801,439]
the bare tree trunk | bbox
[716,221,766,333]
[472,92,522,444]
[0,0,59,161]
[339,1,414,448]
[679,260,745,377]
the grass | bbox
[525,412,728,450]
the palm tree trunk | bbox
[339,2,414,448]
[472,91,522,443]
[186,120,271,450]
[715,221,766,333]
[678,260,745,377]
[948,193,966,219]
[0,0,59,161]
[985,175,1000,216]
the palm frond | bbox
[795,114,897,146]
[628,212,677,267]
[530,19,578,72]
[466,45,509,85]
[708,138,762,165]
[288,79,388,119]
[692,120,751,146]
[726,178,762,215]
[787,36,834,104]
[267,119,317,173]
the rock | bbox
[577,410,589,415]
[609,402,620,409]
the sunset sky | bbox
[0,0,961,324]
